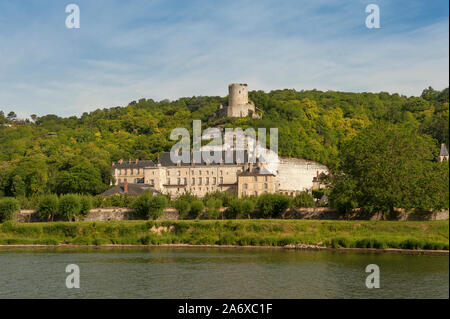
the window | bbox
[166,179,170,185]
[199,177,202,185]
[264,183,268,189]
[220,170,223,175]
[167,171,170,176]
[265,176,268,182]
[150,179,154,185]
[184,178,187,184]
[192,178,195,185]
[219,177,223,184]
[206,177,209,185]
[254,176,257,181]
[244,183,248,189]
[130,169,134,175]
[213,177,216,185]
[137,168,140,174]
[177,171,180,176]
[192,170,194,174]
[177,178,180,185]
[199,170,202,175]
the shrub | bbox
[174,199,191,219]
[38,194,59,221]
[257,194,291,218]
[79,196,92,216]
[205,198,222,219]
[58,194,81,221]
[0,198,20,222]
[189,200,204,219]
[292,191,315,208]
[225,199,255,219]
[133,192,168,220]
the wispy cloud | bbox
[0,0,448,118]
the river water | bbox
[0,247,448,298]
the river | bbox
[0,247,448,298]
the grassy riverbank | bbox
[0,220,448,250]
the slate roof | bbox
[237,166,275,176]
[113,160,155,169]
[440,143,449,157]
[101,183,158,196]
[159,150,249,166]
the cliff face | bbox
[276,157,328,192]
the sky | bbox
[0,0,448,118]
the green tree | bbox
[292,191,315,208]
[257,194,291,218]
[189,200,204,219]
[58,194,81,221]
[133,193,168,220]
[174,199,191,219]
[0,198,20,222]
[37,194,59,221]
[329,124,449,214]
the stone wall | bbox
[283,208,449,221]
[14,207,449,222]
[15,208,180,223]
[276,157,328,192]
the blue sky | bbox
[0,0,448,118]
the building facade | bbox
[112,151,328,198]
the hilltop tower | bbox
[439,143,449,162]
[217,83,261,118]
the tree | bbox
[329,124,449,214]
[256,194,291,218]
[7,111,17,121]
[38,194,59,221]
[174,199,191,219]
[189,200,204,219]
[0,198,20,222]
[292,191,315,208]
[133,193,168,220]
[58,194,81,221]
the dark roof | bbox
[159,150,249,166]
[101,183,158,196]
[113,160,155,169]
[237,166,275,176]
[440,144,449,157]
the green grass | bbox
[0,219,448,250]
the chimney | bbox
[135,158,138,164]
[124,180,128,194]
[249,162,254,172]
[119,159,123,164]
[316,171,319,177]
[129,159,131,164]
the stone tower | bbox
[439,143,449,162]
[217,83,260,118]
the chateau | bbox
[106,83,329,198]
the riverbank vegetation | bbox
[0,220,447,250]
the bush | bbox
[189,200,204,219]
[204,198,222,219]
[0,198,20,222]
[174,199,191,219]
[38,194,59,221]
[79,196,92,216]
[225,199,255,219]
[257,194,291,218]
[133,192,168,220]
[58,194,81,221]
[292,191,315,208]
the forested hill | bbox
[0,86,448,197]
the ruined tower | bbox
[217,83,260,118]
